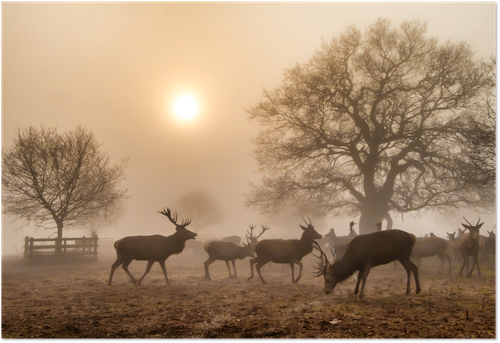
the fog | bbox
[2,2,496,256]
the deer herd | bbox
[108,208,494,299]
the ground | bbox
[1,248,496,338]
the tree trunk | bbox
[56,221,63,255]
[358,197,391,235]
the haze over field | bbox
[2,2,496,256]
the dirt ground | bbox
[1,247,496,338]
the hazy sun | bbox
[174,95,197,120]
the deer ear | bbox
[299,224,307,230]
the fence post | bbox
[24,236,29,258]
[29,238,34,258]
[63,238,67,253]
[93,236,98,258]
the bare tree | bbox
[2,125,128,253]
[245,18,493,234]
[176,189,223,233]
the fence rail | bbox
[24,236,98,260]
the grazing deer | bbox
[411,237,451,273]
[222,235,242,246]
[108,208,196,285]
[203,239,256,280]
[458,217,483,277]
[248,217,321,284]
[245,224,270,247]
[313,230,421,298]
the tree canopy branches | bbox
[245,18,494,233]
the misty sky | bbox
[1,2,496,255]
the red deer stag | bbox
[411,237,451,273]
[203,239,256,280]
[313,230,421,298]
[108,208,196,285]
[248,217,321,284]
[458,217,483,277]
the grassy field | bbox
[1,249,496,338]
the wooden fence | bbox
[24,236,98,260]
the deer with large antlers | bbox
[248,217,321,284]
[313,229,421,298]
[458,217,484,277]
[108,208,197,285]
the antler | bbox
[349,221,356,228]
[302,215,312,227]
[159,208,177,224]
[246,224,257,240]
[257,225,270,239]
[246,224,269,243]
[312,241,328,277]
[462,216,473,227]
[462,217,483,229]
[158,207,190,227]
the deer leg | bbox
[458,252,467,276]
[289,263,295,283]
[255,261,269,284]
[358,266,372,299]
[398,258,418,295]
[121,260,137,285]
[203,257,215,280]
[224,260,233,279]
[108,259,123,285]
[231,260,238,278]
[476,256,482,276]
[248,258,258,281]
[294,260,304,283]
[159,260,170,284]
[354,270,363,295]
[137,260,155,285]
[469,255,480,276]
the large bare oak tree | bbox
[2,125,128,252]
[245,19,494,234]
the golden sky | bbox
[1,2,496,253]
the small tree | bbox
[2,125,128,253]
[176,189,223,233]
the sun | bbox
[174,95,197,120]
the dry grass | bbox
[2,250,495,338]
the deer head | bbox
[447,232,456,240]
[299,216,314,230]
[462,217,483,239]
